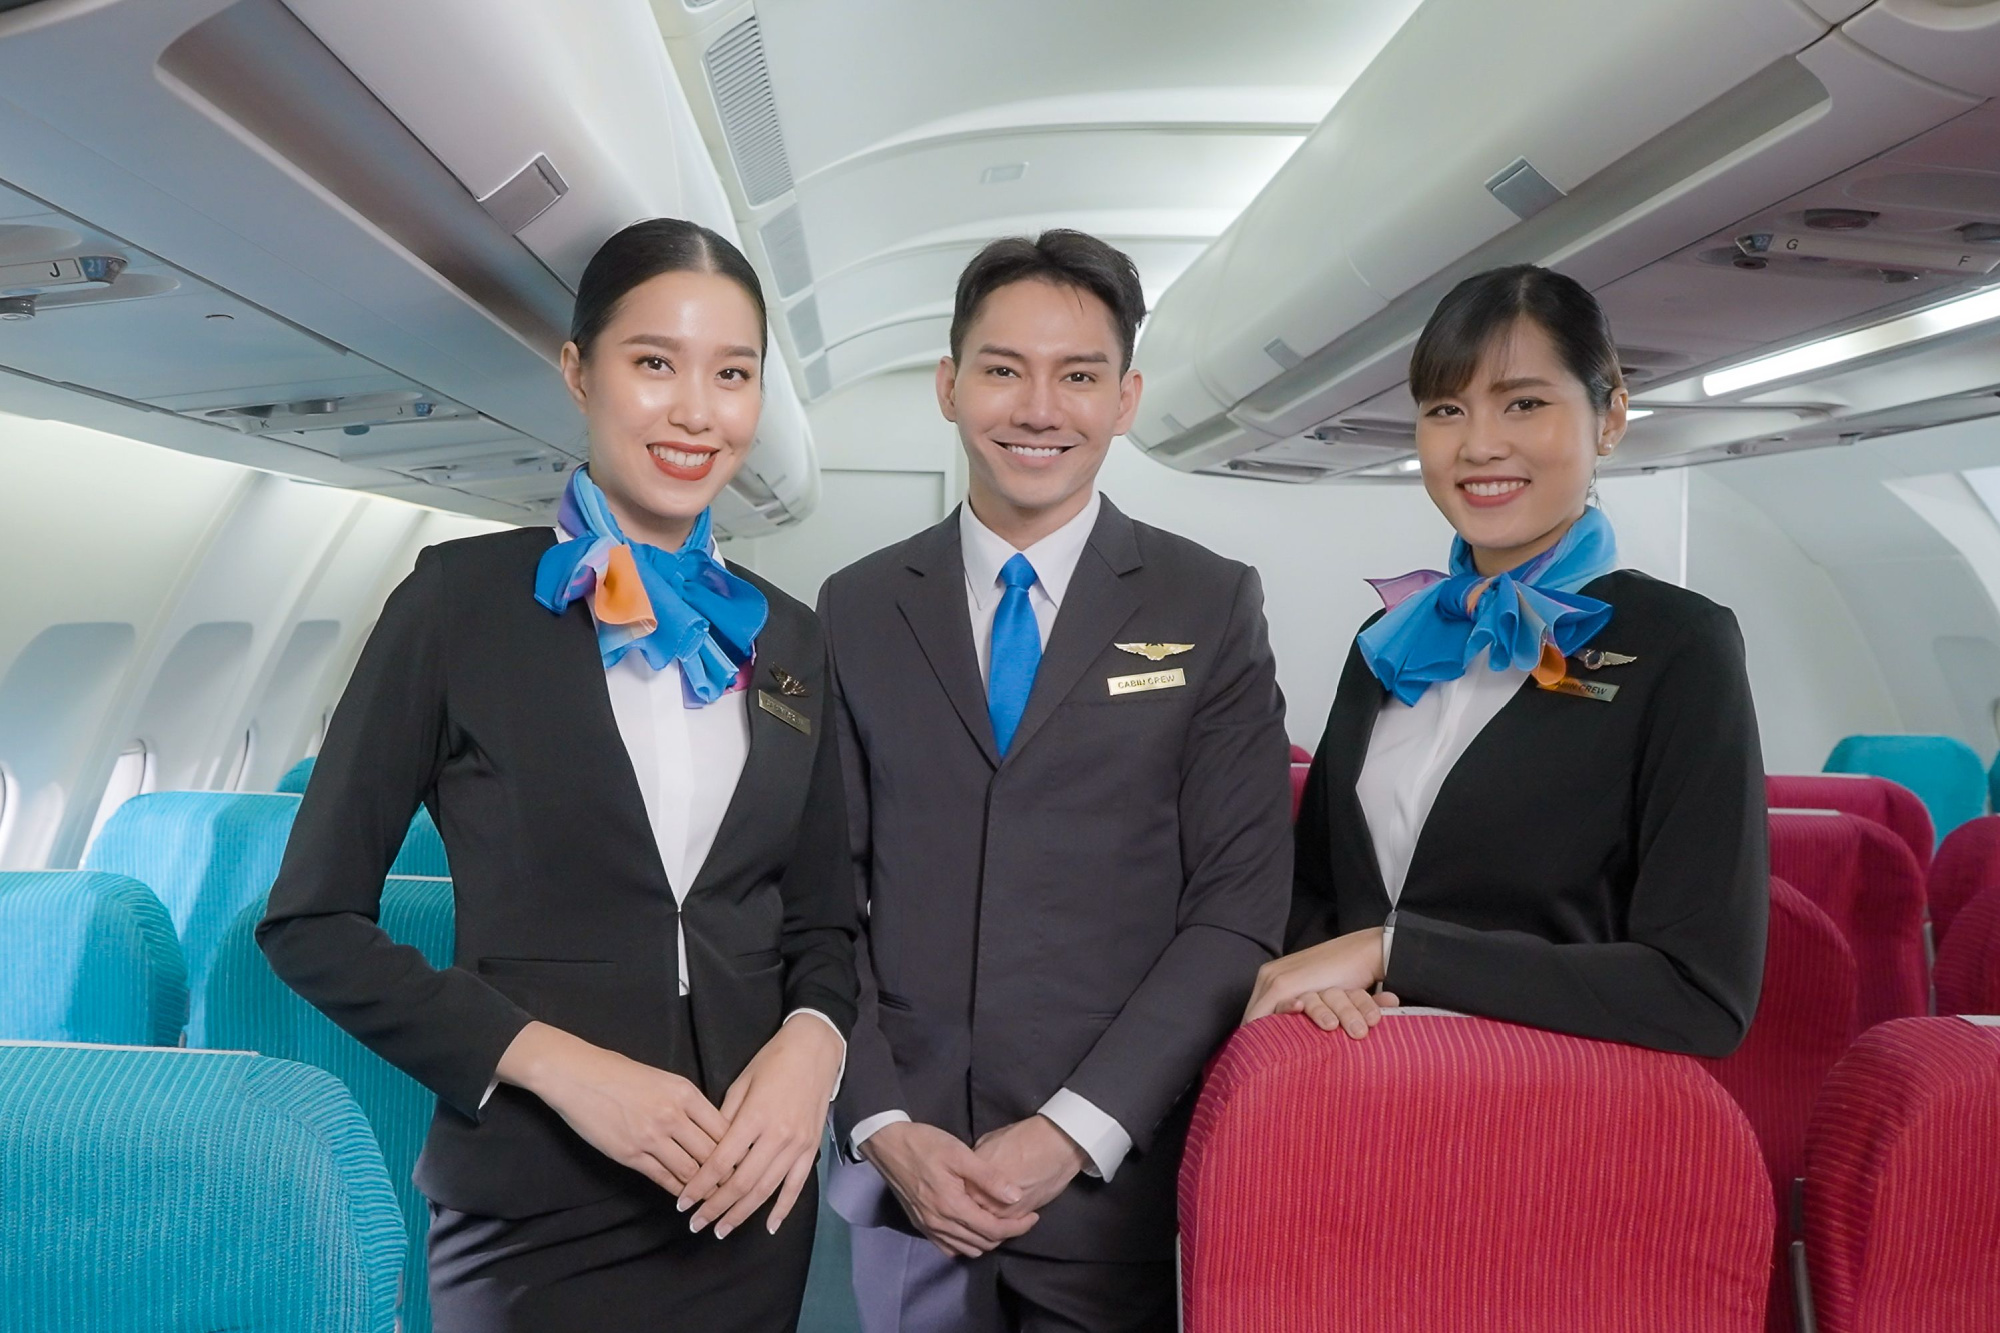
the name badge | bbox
[1538,677,1619,703]
[1107,667,1186,697]
[757,689,813,734]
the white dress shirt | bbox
[849,492,1133,1182]
[1356,653,1527,969]
[479,530,841,1108]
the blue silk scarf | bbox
[1358,505,1619,707]
[533,467,767,705]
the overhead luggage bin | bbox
[0,0,817,533]
[1131,0,2000,483]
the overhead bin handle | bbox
[477,155,570,236]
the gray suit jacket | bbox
[819,497,1291,1261]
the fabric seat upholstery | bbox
[1824,735,1986,843]
[1704,878,1860,1333]
[0,871,187,1047]
[1180,1013,1772,1332]
[207,877,454,1333]
[82,792,300,1044]
[1767,772,1935,869]
[1929,816,2000,948]
[1935,883,2000,1018]
[1802,1017,2000,1333]
[1768,811,1927,1030]
[0,1042,404,1332]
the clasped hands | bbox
[860,1114,1089,1258]
[498,1012,845,1240]
[1242,926,1399,1039]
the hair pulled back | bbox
[570,218,768,359]
[1409,265,1622,413]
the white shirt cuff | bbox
[849,1108,912,1158]
[1039,1087,1133,1182]
[785,1008,848,1097]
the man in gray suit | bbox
[819,230,1292,1332]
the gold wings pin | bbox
[1115,642,1195,662]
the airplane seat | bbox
[1801,1017,2000,1333]
[82,792,301,1046]
[1287,744,1311,764]
[1928,816,2000,948]
[1703,878,1860,1333]
[1823,735,1986,845]
[206,877,453,1333]
[1768,812,1928,1030]
[272,757,452,878]
[1766,773,1935,871]
[1934,883,2000,1018]
[1181,1013,1772,1332]
[0,1042,404,1333]
[0,871,188,1047]
[1288,763,1309,820]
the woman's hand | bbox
[1243,929,1398,1038]
[678,1013,845,1239]
[496,1020,730,1193]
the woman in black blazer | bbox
[1246,264,1765,1059]
[259,220,857,1331]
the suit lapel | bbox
[897,512,1001,768]
[690,598,811,896]
[1324,636,1393,913]
[1002,499,1143,762]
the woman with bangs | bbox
[1246,263,1766,1058]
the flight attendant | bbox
[1249,264,1766,1058]
[259,218,856,1331]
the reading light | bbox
[1703,283,2000,397]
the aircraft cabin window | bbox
[83,742,155,857]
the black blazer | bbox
[258,528,858,1218]
[820,499,1293,1263]
[1289,570,1767,1059]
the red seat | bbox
[1182,1014,1772,1332]
[1767,773,1934,872]
[1769,811,1928,1030]
[1935,882,2000,1017]
[1705,878,1860,1333]
[1802,1017,2000,1333]
[1929,816,2000,947]
[1287,744,1311,765]
[1288,764,1308,820]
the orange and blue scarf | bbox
[534,467,766,705]
[1359,506,1618,706]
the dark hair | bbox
[570,217,768,359]
[1409,264,1622,413]
[949,229,1147,372]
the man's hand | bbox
[679,1014,845,1239]
[973,1115,1087,1220]
[1243,928,1396,1038]
[497,1020,729,1193]
[860,1120,1039,1258]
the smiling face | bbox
[937,278,1142,547]
[1414,317,1628,576]
[560,268,763,549]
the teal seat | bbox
[83,792,300,1044]
[274,758,451,878]
[0,871,187,1047]
[800,1129,865,1333]
[207,877,453,1333]
[1825,735,1987,845]
[0,1042,403,1332]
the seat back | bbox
[82,792,301,1043]
[272,756,452,878]
[1929,815,2000,947]
[1181,1013,1772,1333]
[276,757,316,794]
[1935,882,2000,1018]
[1766,773,1934,869]
[206,877,453,1333]
[1803,1017,2000,1333]
[1704,878,1860,1333]
[0,1042,404,1332]
[1824,734,1986,843]
[1288,763,1308,820]
[0,871,187,1047]
[1768,811,1928,1030]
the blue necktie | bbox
[987,553,1042,756]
